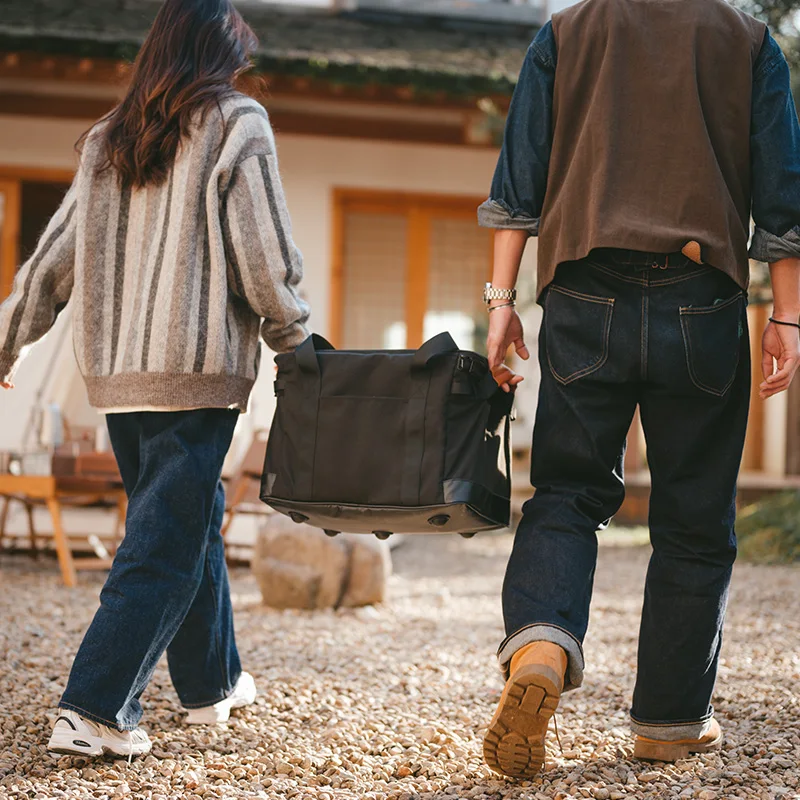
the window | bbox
[0,169,73,301]
[332,189,493,352]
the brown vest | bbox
[538,0,766,294]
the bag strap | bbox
[296,333,336,374]
[411,332,459,369]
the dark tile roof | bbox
[0,0,536,97]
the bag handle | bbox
[411,331,459,369]
[296,333,336,374]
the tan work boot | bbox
[483,641,568,778]
[633,718,723,762]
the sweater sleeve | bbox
[0,178,79,384]
[222,149,310,353]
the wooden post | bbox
[406,207,430,348]
[46,495,77,588]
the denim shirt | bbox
[478,22,800,263]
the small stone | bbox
[638,771,661,783]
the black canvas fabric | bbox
[260,332,513,536]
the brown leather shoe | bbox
[483,641,568,778]
[633,718,723,762]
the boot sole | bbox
[483,663,562,778]
[633,732,723,763]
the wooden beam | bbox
[743,303,768,472]
[329,190,346,347]
[268,109,471,147]
[0,52,511,112]
[0,91,114,120]
[0,90,494,148]
[0,165,75,183]
[0,51,129,85]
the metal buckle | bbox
[457,354,478,374]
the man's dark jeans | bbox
[59,409,242,731]
[500,251,750,741]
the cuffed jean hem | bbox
[57,702,136,732]
[497,623,584,691]
[629,710,715,741]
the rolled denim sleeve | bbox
[749,31,800,263]
[477,21,557,235]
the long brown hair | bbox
[93,0,258,189]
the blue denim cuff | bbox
[629,711,716,741]
[477,199,540,235]
[497,623,584,691]
[749,225,800,262]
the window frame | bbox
[330,187,493,349]
[0,165,75,301]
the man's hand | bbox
[486,306,530,392]
[760,320,800,399]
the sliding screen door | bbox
[333,190,492,352]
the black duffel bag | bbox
[260,332,513,539]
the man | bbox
[477,0,800,779]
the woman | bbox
[0,0,309,758]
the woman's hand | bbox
[486,305,530,392]
[760,320,800,399]
[0,381,12,390]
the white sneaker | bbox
[184,672,257,725]
[48,710,152,758]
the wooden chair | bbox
[0,425,126,585]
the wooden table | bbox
[0,474,127,587]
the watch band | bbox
[483,283,517,305]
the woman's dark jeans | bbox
[59,409,242,731]
[499,252,750,741]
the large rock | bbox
[252,515,392,609]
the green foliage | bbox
[734,0,800,100]
[737,491,800,564]
[736,0,800,31]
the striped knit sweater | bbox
[0,93,310,412]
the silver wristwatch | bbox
[483,282,517,305]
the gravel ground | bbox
[1,533,799,800]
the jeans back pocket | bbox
[545,285,615,385]
[679,293,744,397]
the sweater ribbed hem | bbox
[84,373,253,413]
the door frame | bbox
[0,165,75,300]
[330,187,492,348]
